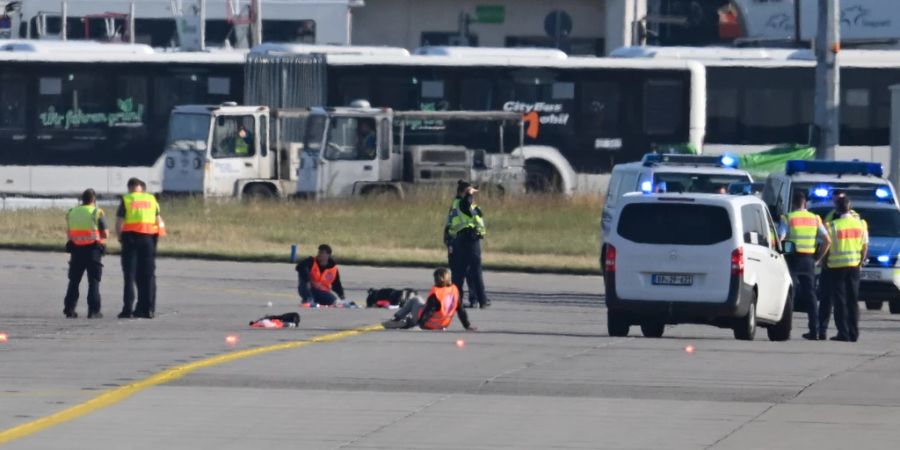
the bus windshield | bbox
[166,114,210,152]
[653,172,751,194]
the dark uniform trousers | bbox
[820,267,860,341]
[786,254,818,336]
[64,244,104,315]
[121,232,157,316]
[451,237,487,306]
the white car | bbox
[603,192,793,341]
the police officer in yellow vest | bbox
[64,188,109,318]
[447,180,489,318]
[116,178,165,319]
[779,191,831,340]
[821,195,868,342]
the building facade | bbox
[352,0,647,55]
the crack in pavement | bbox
[705,347,896,449]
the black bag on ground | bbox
[366,288,417,308]
[249,312,301,327]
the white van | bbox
[601,154,753,269]
[603,192,793,341]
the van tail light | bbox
[605,245,616,273]
[731,247,744,277]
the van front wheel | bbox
[640,321,665,338]
[767,293,792,341]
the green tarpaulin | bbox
[737,145,815,178]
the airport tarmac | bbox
[2,249,900,449]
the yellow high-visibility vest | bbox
[827,216,866,268]
[67,205,103,246]
[447,198,486,239]
[785,210,821,254]
[122,192,160,235]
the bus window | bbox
[579,81,621,136]
[0,74,26,134]
[153,73,205,125]
[36,72,109,136]
[707,87,739,141]
[460,78,493,110]
[335,75,370,105]
[110,76,149,144]
[742,86,795,142]
[372,75,415,110]
[643,79,684,136]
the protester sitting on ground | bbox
[296,244,345,306]
[382,268,476,331]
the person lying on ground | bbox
[382,268,477,331]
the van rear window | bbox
[617,203,732,245]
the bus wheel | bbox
[525,160,561,194]
[244,184,276,200]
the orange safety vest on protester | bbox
[66,205,104,246]
[421,285,460,330]
[310,260,338,291]
[121,192,164,235]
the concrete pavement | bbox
[2,250,900,449]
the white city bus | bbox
[0,41,244,195]
[612,46,900,167]
[0,42,708,196]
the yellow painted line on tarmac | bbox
[0,324,384,446]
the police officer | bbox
[447,180,489,317]
[116,178,165,319]
[63,188,109,318]
[780,191,831,340]
[821,195,867,342]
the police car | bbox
[806,194,900,314]
[601,153,753,269]
[764,160,900,314]
[763,160,899,219]
[603,192,793,341]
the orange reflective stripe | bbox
[121,223,159,234]
[129,200,153,210]
[790,217,819,227]
[836,228,863,239]
[68,230,100,246]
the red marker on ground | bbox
[225,335,239,347]
[456,339,465,348]
[684,344,695,354]
[0,333,7,343]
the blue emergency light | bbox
[811,186,831,199]
[640,181,653,193]
[785,160,884,177]
[877,255,891,264]
[876,187,892,200]
[641,153,739,168]
[720,154,738,168]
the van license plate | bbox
[652,274,693,286]
[861,271,881,280]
